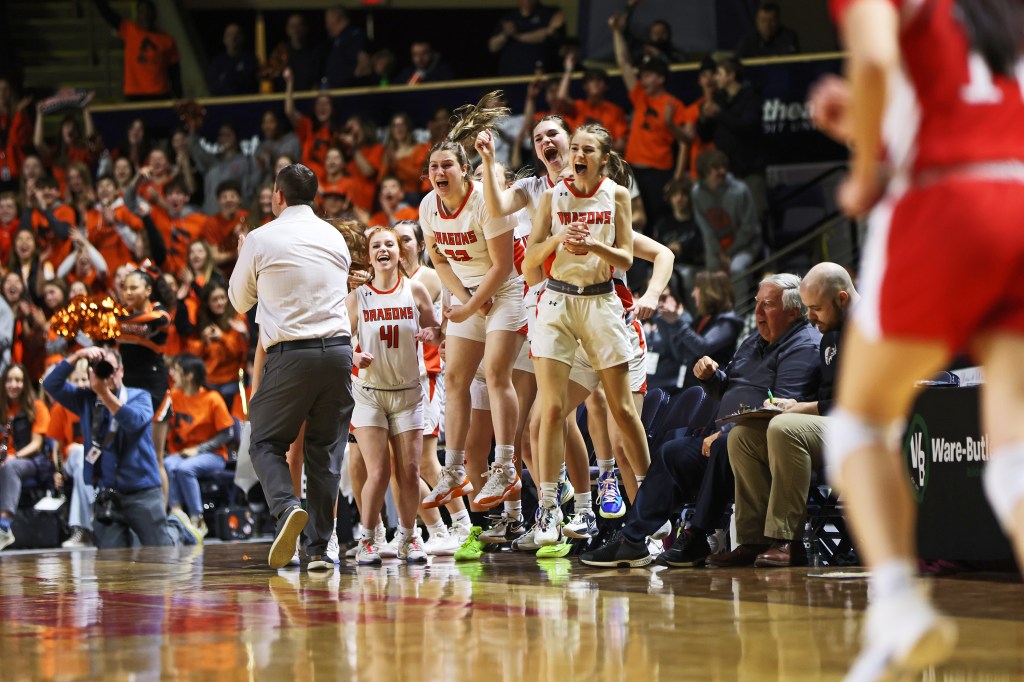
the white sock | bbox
[428,520,448,538]
[559,463,567,482]
[504,499,523,519]
[451,509,470,528]
[445,449,466,468]
[495,444,515,466]
[574,492,592,513]
[396,526,413,544]
[540,482,558,506]
[597,458,615,475]
[871,559,917,600]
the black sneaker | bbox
[657,527,711,567]
[269,506,308,569]
[307,554,333,571]
[579,531,652,567]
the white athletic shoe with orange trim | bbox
[422,465,474,508]
[473,461,522,509]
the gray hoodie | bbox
[691,173,762,269]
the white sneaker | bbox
[453,521,472,545]
[326,530,341,564]
[422,466,474,508]
[845,586,958,682]
[651,520,672,540]
[397,531,428,563]
[356,538,382,566]
[535,504,562,546]
[479,512,527,543]
[62,527,93,548]
[563,509,598,539]
[424,527,460,556]
[512,524,539,552]
[472,462,522,509]
[288,537,301,567]
[0,527,13,551]
[378,537,398,558]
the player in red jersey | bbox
[816,1,1024,679]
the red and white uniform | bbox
[833,0,1024,350]
[532,178,633,370]
[351,279,425,435]
[420,181,526,342]
[420,181,516,288]
[411,265,443,438]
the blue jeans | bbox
[63,444,97,530]
[164,453,226,516]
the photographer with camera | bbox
[43,346,198,549]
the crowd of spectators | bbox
[0,0,811,548]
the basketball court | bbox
[1,543,1020,680]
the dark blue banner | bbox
[90,56,847,169]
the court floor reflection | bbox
[0,544,1020,681]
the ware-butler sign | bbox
[901,386,1011,561]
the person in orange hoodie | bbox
[203,180,249,270]
[188,282,248,408]
[367,175,418,228]
[86,174,144,274]
[165,353,234,537]
[146,178,205,278]
[21,176,75,268]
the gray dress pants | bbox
[248,342,354,556]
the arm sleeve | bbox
[141,214,167,267]
[112,389,155,434]
[228,237,258,313]
[195,427,233,454]
[700,369,729,401]
[668,316,739,360]
[42,360,90,414]
[43,209,73,240]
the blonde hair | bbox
[573,124,634,189]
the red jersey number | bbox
[379,324,399,348]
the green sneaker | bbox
[536,540,572,558]
[454,525,484,561]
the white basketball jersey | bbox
[513,175,556,238]
[547,177,618,286]
[354,278,424,390]
[419,181,517,288]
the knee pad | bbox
[824,408,905,488]
[983,444,1024,533]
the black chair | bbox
[641,387,670,436]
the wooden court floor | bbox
[0,543,1021,681]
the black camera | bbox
[91,359,115,379]
[94,487,122,524]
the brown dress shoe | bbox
[754,541,807,567]
[706,543,769,567]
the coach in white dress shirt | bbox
[229,164,354,571]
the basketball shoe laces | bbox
[600,475,619,505]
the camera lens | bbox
[92,359,114,379]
